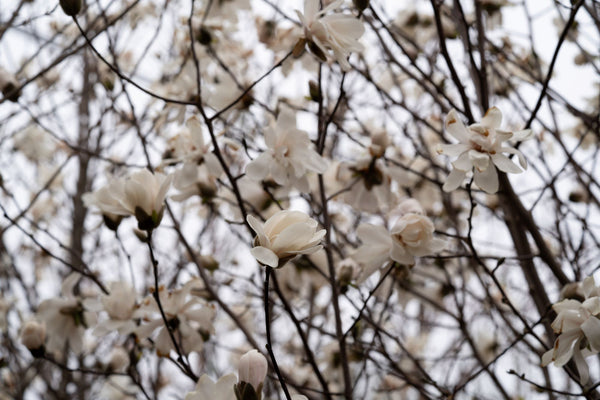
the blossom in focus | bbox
[83,169,172,230]
[237,349,268,394]
[245,108,328,192]
[296,0,365,70]
[437,107,532,194]
[352,199,446,282]
[247,210,326,268]
[185,374,237,400]
[542,276,600,384]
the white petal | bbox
[572,347,590,384]
[390,242,414,265]
[246,153,272,181]
[453,151,473,171]
[443,168,467,192]
[512,129,533,141]
[491,154,522,174]
[468,150,490,172]
[474,165,498,194]
[438,143,470,157]
[356,224,392,246]
[481,107,502,128]
[445,109,470,142]
[271,222,320,254]
[251,246,279,268]
[581,317,600,352]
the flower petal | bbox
[443,168,467,192]
[581,317,600,352]
[474,164,498,194]
[445,109,470,142]
[491,154,522,174]
[251,246,279,268]
[481,107,502,128]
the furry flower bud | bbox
[20,320,46,355]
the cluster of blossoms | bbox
[8,0,592,397]
[542,276,600,384]
[437,107,532,194]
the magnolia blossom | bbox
[437,107,532,194]
[83,169,172,230]
[36,273,95,355]
[246,108,328,192]
[84,281,137,337]
[247,210,326,268]
[542,276,600,383]
[135,279,216,356]
[352,200,446,281]
[185,374,236,400]
[237,349,268,392]
[296,0,365,70]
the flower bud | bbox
[108,347,130,372]
[60,0,82,16]
[20,320,46,355]
[237,350,268,394]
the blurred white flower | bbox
[247,210,326,268]
[296,0,365,70]
[85,281,137,337]
[36,273,95,355]
[352,200,446,281]
[542,276,600,384]
[84,169,172,230]
[237,349,268,393]
[246,108,328,192]
[185,374,237,400]
[334,157,396,213]
[437,107,532,194]
[13,125,57,162]
[135,279,216,357]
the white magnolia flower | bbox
[437,107,532,194]
[339,157,396,213]
[85,281,137,337]
[247,210,326,268]
[135,279,216,356]
[36,273,95,355]
[352,200,446,281]
[246,108,328,192]
[84,169,172,230]
[542,276,600,384]
[185,374,237,400]
[13,125,57,162]
[296,0,365,70]
[238,349,268,392]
